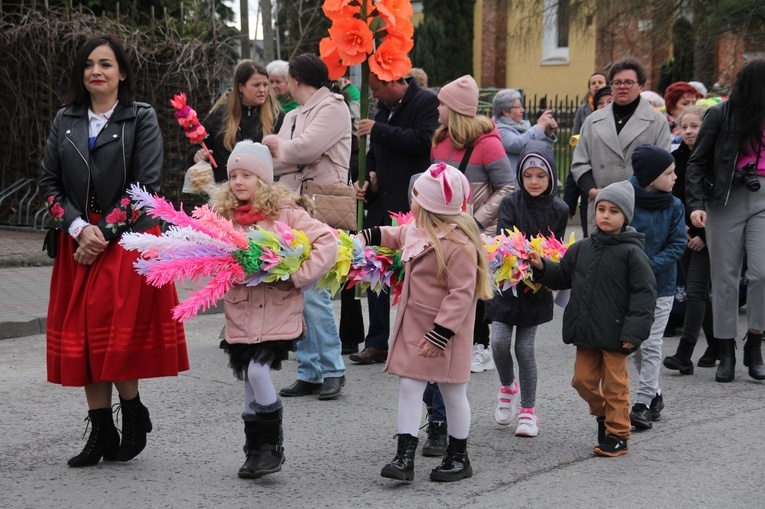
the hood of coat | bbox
[591,225,646,248]
[516,139,558,199]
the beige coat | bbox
[272,87,352,193]
[379,224,479,384]
[571,98,671,230]
[223,203,337,344]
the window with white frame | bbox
[541,0,570,65]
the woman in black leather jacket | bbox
[39,34,189,467]
[686,58,765,383]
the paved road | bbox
[2,298,764,509]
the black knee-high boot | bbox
[68,408,121,467]
[249,409,285,478]
[743,332,765,380]
[381,433,419,481]
[430,436,473,482]
[716,339,736,383]
[117,393,153,461]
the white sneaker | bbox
[470,344,495,373]
[515,408,539,437]
[495,381,520,425]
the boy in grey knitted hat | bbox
[527,180,657,458]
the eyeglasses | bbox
[510,104,524,109]
[610,80,637,88]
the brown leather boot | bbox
[349,347,388,364]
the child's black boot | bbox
[238,419,262,478]
[68,408,120,467]
[422,420,447,457]
[249,409,285,478]
[430,436,473,482]
[116,393,153,461]
[381,433,419,481]
[743,332,765,380]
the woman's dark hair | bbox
[729,58,765,153]
[607,58,647,87]
[288,53,335,91]
[66,34,133,106]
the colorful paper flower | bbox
[368,38,412,82]
[120,186,576,322]
[329,18,376,66]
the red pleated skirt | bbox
[46,223,189,386]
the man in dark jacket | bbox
[351,75,439,364]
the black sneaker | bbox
[649,393,665,421]
[630,403,652,430]
[594,435,628,457]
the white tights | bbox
[397,377,470,439]
[242,359,279,417]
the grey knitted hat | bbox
[595,180,635,225]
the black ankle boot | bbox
[422,421,447,457]
[381,433,419,481]
[715,339,736,383]
[238,419,262,479]
[698,338,720,367]
[68,408,120,467]
[430,436,473,482]
[663,338,695,374]
[248,410,285,478]
[117,393,153,462]
[743,332,765,380]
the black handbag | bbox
[43,228,60,259]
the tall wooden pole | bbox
[240,0,250,59]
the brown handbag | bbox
[302,180,357,231]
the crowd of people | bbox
[40,34,765,483]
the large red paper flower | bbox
[320,37,349,81]
[368,38,412,82]
[321,0,361,20]
[329,18,375,66]
[375,0,413,28]
[383,19,415,53]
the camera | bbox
[734,162,760,192]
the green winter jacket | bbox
[534,227,657,353]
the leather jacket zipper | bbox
[65,130,91,218]
[723,153,738,207]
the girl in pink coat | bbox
[214,139,337,480]
[361,163,493,483]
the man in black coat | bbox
[351,74,439,364]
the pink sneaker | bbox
[515,408,539,437]
[495,382,520,426]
